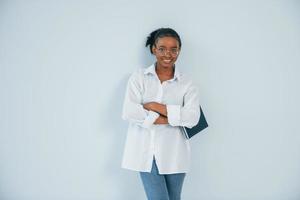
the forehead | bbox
[155,36,179,48]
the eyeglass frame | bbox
[153,45,181,57]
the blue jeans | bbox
[139,157,186,200]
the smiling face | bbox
[152,36,180,70]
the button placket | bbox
[156,83,163,103]
[151,78,163,158]
[150,129,155,154]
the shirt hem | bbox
[121,166,189,174]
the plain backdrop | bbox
[1,0,300,199]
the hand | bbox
[154,115,169,124]
[143,102,157,111]
[143,102,167,117]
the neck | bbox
[155,62,175,76]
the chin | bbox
[160,61,174,68]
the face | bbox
[152,36,180,69]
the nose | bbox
[165,50,172,56]
[163,51,173,58]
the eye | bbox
[158,47,165,52]
[171,48,178,53]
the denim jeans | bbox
[139,157,186,200]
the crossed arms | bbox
[143,102,168,124]
[122,71,200,129]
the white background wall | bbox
[1,0,300,199]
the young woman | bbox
[121,28,200,200]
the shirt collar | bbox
[144,62,181,81]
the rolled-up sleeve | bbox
[122,71,159,129]
[166,83,200,128]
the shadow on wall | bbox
[100,75,132,199]
[100,49,155,199]
[101,75,146,199]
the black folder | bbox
[180,106,208,139]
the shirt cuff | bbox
[141,111,160,129]
[166,105,181,126]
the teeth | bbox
[164,60,171,63]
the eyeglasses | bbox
[155,46,180,57]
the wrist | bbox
[150,102,158,112]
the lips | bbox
[163,59,172,64]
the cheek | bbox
[172,57,179,62]
[154,54,162,60]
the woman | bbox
[121,28,200,200]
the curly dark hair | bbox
[145,28,182,54]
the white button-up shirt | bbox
[121,62,200,174]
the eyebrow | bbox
[157,45,179,48]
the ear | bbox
[152,45,156,54]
